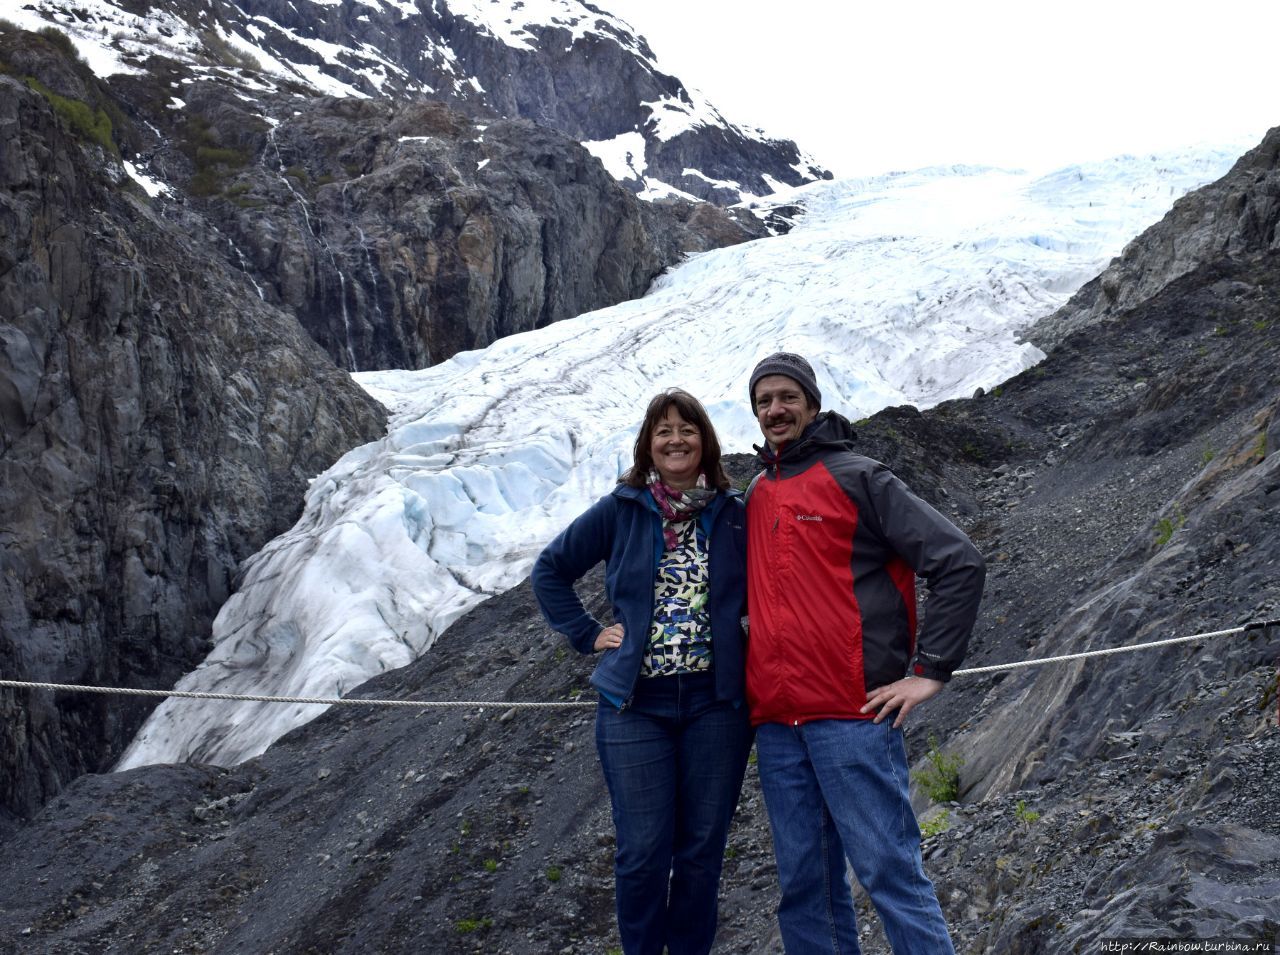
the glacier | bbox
[116,148,1245,769]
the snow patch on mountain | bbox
[448,0,631,51]
[582,131,648,181]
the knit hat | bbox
[748,352,821,409]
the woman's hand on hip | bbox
[594,624,624,652]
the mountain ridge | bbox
[7,0,828,203]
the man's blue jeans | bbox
[595,671,754,955]
[755,719,955,955]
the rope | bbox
[0,620,1274,706]
[0,681,593,708]
[952,619,1278,677]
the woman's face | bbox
[650,405,703,490]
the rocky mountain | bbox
[4,2,782,376]
[1,0,774,831]
[0,51,387,834]
[11,0,827,204]
[2,111,1276,954]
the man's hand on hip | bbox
[860,676,944,728]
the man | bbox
[745,352,985,954]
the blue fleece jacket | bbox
[531,483,748,706]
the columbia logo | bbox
[796,514,824,522]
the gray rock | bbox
[0,51,384,826]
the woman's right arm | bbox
[531,495,617,655]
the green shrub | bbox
[454,917,492,934]
[196,145,247,167]
[37,25,80,60]
[920,809,951,839]
[916,735,963,803]
[177,118,250,195]
[24,77,116,155]
[1014,799,1040,827]
[545,865,562,883]
[1153,507,1185,548]
[200,28,261,71]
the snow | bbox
[641,93,720,142]
[682,168,743,192]
[636,178,701,202]
[582,131,648,181]
[114,147,1240,770]
[4,0,189,77]
[446,0,641,53]
[123,160,169,197]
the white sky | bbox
[602,0,1280,178]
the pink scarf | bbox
[647,469,715,550]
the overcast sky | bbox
[602,0,1279,178]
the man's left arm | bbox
[857,463,986,724]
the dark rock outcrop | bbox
[0,48,386,832]
[894,250,1280,953]
[140,86,760,370]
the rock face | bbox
[0,40,387,831]
[2,134,1277,951]
[1030,124,1280,349]
[141,86,760,370]
[184,0,829,202]
[902,252,1280,953]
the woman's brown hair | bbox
[621,389,730,491]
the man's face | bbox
[754,374,818,449]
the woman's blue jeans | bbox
[755,719,955,955]
[595,671,754,955]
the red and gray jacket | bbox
[746,412,985,726]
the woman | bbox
[532,389,753,955]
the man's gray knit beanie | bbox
[748,352,822,409]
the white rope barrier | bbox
[952,620,1276,677]
[0,620,1274,706]
[0,681,594,708]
